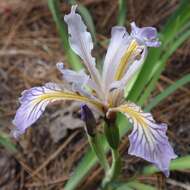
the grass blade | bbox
[0,132,16,152]
[145,74,190,111]
[117,0,127,26]
[143,155,190,175]
[110,180,155,190]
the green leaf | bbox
[117,0,127,26]
[0,132,16,152]
[143,155,190,175]
[145,73,190,111]
[88,133,110,171]
[116,185,133,190]
[110,180,155,190]
[161,0,190,45]
[104,121,120,149]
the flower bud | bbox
[80,104,96,137]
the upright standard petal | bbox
[12,83,102,138]
[113,39,139,81]
[108,102,177,176]
[64,5,101,88]
[102,26,131,91]
[109,46,147,90]
[131,22,161,47]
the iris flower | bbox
[12,5,177,176]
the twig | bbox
[167,179,190,190]
[101,2,117,28]
[25,175,68,188]
[15,155,44,182]
[31,131,79,178]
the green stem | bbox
[87,134,110,172]
[102,148,121,189]
[104,121,120,150]
[110,149,121,180]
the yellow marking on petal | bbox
[32,91,103,111]
[114,40,138,80]
[110,104,159,151]
[109,104,147,128]
[120,106,146,127]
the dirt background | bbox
[0,0,190,189]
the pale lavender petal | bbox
[57,62,103,99]
[64,5,101,87]
[131,22,161,47]
[57,62,89,86]
[12,83,97,138]
[12,83,60,138]
[109,102,177,176]
[102,26,131,92]
[128,122,177,177]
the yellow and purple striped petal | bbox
[108,102,177,177]
[12,83,103,138]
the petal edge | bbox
[12,83,102,138]
[108,102,177,176]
